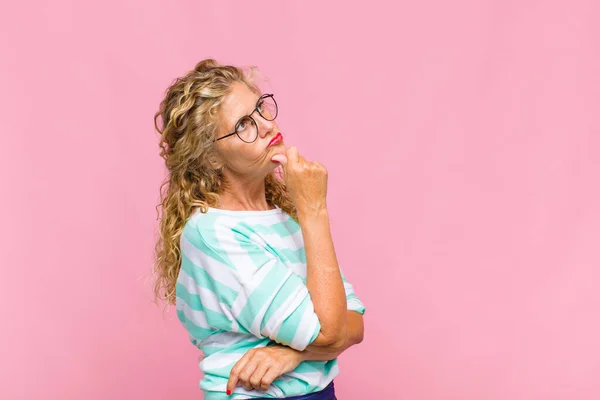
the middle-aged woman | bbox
[153,58,366,400]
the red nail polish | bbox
[226,389,232,395]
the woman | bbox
[153,59,366,400]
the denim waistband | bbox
[254,380,336,400]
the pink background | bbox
[2,0,599,399]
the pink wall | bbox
[2,0,599,399]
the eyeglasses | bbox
[215,93,278,143]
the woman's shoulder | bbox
[181,207,293,270]
[184,206,297,251]
[182,208,231,249]
[184,207,275,244]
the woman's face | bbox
[215,81,286,178]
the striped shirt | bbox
[175,205,366,400]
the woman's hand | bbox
[271,146,328,218]
[226,345,302,394]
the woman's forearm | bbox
[304,310,364,355]
[296,311,364,361]
[299,209,348,346]
[297,339,351,361]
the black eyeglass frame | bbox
[214,93,278,143]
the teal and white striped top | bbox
[175,205,366,400]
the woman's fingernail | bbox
[226,389,232,395]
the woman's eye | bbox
[236,117,251,131]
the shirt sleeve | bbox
[179,217,322,352]
[339,266,366,315]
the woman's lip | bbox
[268,132,283,147]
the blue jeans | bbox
[253,381,337,400]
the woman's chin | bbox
[267,146,287,165]
[269,142,286,153]
[268,160,282,170]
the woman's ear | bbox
[207,154,224,171]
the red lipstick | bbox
[268,132,283,147]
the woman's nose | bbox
[256,116,275,138]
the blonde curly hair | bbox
[152,58,297,307]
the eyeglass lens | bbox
[235,96,277,143]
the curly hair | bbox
[152,58,297,308]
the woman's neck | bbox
[216,175,273,211]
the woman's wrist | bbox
[297,206,329,227]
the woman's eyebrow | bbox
[233,98,259,126]
[229,109,250,132]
